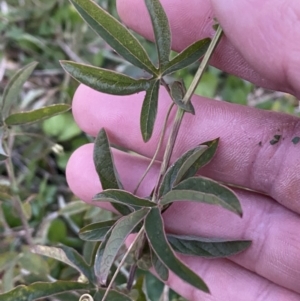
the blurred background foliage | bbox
[0,0,298,300]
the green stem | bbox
[155,26,223,196]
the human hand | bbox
[66,0,300,300]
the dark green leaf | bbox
[140,80,160,142]
[94,228,113,284]
[31,245,95,283]
[69,0,157,75]
[79,220,116,242]
[93,288,133,301]
[151,248,168,281]
[158,145,208,197]
[4,104,70,126]
[93,129,131,215]
[169,81,194,114]
[161,176,243,216]
[93,189,157,209]
[1,61,38,120]
[162,39,210,75]
[0,281,90,301]
[144,0,171,68]
[167,234,251,258]
[0,127,8,161]
[61,61,152,95]
[145,207,209,293]
[97,208,150,285]
[180,138,219,182]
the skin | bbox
[66,0,300,300]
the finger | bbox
[73,85,300,213]
[67,145,300,293]
[166,256,300,301]
[116,0,300,97]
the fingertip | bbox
[66,143,102,203]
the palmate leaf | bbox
[159,138,219,197]
[144,0,171,69]
[0,281,90,301]
[61,61,153,95]
[140,80,160,142]
[79,220,116,242]
[96,208,150,285]
[69,0,157,75]
[31,245,95,284]
[162,39,211,75]
[169,81,194,114]
[159,145,208,197]
[93,189,156,209]
[0,61,38,120]
[161,176,243,216]
[93,129,131,215]
[145,207,209,293]
[4,104,70,126]
[167,234,251,258]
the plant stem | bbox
[154,26,223,196]
[101,226,145,301]
[134,103,174,195]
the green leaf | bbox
[180,138,219,182]
[168,234,251,258]
[162,39,210,75]
[161,176,243,216]
[97,208,150,285]
[31,245,94,283]
[93,288,133,301]
[151,248,168,281]
[145,207,209,293]
[69,0,157,75]
[0,281,90,301]
[93,189,157,209]
[144,0,171,68]
[140,80,160,142]
[0,61,38,120]
[131,276,147,301]
[0,127,8,161]
[93,129,131,215]
[169,81,194,114]
[61,61,152,95]
[79,220,116,242]
[158,145,208,197]
[4,104,70,126]
[94,228,113,284]
[59,200,90,216]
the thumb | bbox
[211,0,300,98]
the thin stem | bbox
[134,103,174,195]
[4,141,33,246]
[101,226,145,301]
[155,26,223,196]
